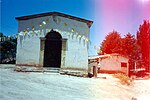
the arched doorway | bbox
[43,30,62,68]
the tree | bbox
[100,30,122,54]
[0,32,4,37]
[137,20,150,72]
[0,33,17,64]
[100,32,140,61]
[121,33,140,60]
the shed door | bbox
[43,30,62,67]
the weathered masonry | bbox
[15,12,93,71]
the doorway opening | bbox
[43,30,62,68]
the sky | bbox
[1,0,150,55]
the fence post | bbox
[93,66,97,78]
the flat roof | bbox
[15,12,93,28]
[88,53,128,60]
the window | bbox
[121,62,127,67]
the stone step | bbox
[14,67,60,73]
[43,67,60,73]
[44,67,60,70]
[44,69,59,73]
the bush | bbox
[0,39,17,64]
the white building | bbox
[88,54,129,75]
[15,12,93,71]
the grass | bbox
[113,73,133,86]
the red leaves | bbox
[100,30,122,54]
[100,31,137,58]
[137,20,150,72]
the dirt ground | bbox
[0,64,150,100]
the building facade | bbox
[89,54,129,75]
[16,12,93,71]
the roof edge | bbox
[15,12,93,27]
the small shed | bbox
[88,54,129,75]
[15,12,93,71]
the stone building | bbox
[15,12,93,71]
